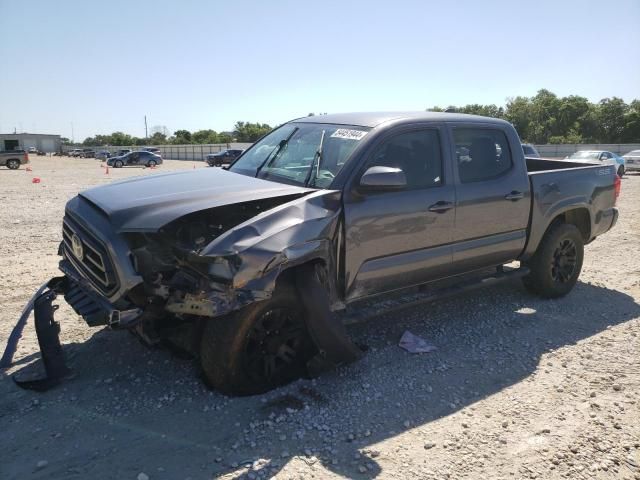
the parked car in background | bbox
[28,147,37,154]
[205,149,244,167]
[107,150,163,168]
[142,147,161,156]
[114,149,132,157]
[95,151,111,161]
[622,150,640,172]
[566,150,626,176]
[0,149,29,169]
[68,149,84,157]
[81,149,96,158]
[521,143,540,158]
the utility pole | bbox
[144,115,148,141]
[71,122,74,143]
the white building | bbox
[0,133,62,152]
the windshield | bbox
[229,123,370,188]
[568,151,599,160]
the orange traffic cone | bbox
[32,177,41,183]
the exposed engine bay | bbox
[119,195,312,345]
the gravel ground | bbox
[1,157,639,480]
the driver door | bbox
[343,126,455,300]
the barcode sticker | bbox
[330,129,367,140]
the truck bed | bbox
[525,157,598,172]
[523,156,618,259]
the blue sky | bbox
[0,0,638,141]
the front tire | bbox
[114,160,124,168]
[618,166,625,177]
[147,160,157,167]
[200,283,314,396]
[522,223,584,298]
[6,159,20,170]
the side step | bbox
[340,266,530,325]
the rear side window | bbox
[454,128,512,183]
[368,129,443,189]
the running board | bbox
[340,266,530,325]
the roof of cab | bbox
[292,111,510,128]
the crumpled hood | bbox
[79,168,314,232]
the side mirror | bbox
[359,166,407,191]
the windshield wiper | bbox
[304,129,326,187]
[255,127,298,178]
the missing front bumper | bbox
[12,277,73,391]
[60,259,142,328]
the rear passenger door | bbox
[127,152,140,165]
[450,126,530,272]
[343,126,455,300]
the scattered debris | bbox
[398,330,437,354]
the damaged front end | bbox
[9,181,360,391]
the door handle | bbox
[504,191,524,201]
[428,201,454,213]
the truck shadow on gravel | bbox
[5,280,640,479]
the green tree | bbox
[110,131,134,146]
[172,129,192,144]
[217,132,233,144]
[192,129,219,144]
[234,122,272,142]
[149,132,167,144]
[597,97,628,143]
[621,100,640,143]
[504,96,532,141]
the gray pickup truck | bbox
[12,112,620,395]
[0,150,29,169]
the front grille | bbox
[62,216,118,294]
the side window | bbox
[368,130,442,189]
[454,128,512,183]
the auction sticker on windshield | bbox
[330,129,368,140]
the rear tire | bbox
[522,223,584,298]
[200,282,314,396]
[6,159,20,170]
